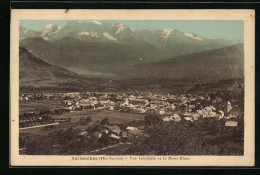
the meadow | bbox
[19,99,64,114]
[52,109,146,123]
[20,109,145,137]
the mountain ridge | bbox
[19,47,83,87]
[120,44,244,81]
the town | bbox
[19,79,244,155]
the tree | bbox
[25,139,38,155]
[98,133,111,146]
[87,124,102,133]
[117,123,127,131]
[209,93,216,100]
[142,122,206,155]
[101,118,110,125]
[144,114,162,126]
[193,83,200,89]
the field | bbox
[19,99,65,114]
[52,109,146,123]
[19,122,90,136]
[20,110,145,137]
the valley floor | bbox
[18,79,244,155]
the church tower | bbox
[224,101,232,115]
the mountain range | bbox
[19,20,244,81]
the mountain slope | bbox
[19,47,81,87]
[20,37,165,75]
[19,26,40,40]
[121,44,244,80]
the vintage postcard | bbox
[10,9,255,166]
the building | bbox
[225,121,238,127]
[224,101,232,115]
[226,107,241,118]
[106,125,121,135]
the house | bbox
[226,107,241,118]
[184,117,193,121]
[65,100,72,106]
[191,113,199,120]
[99,100,111,107]
[139,108,147,113]
[212,97,222,104]
[127,128,143,136]
[121,131,128,138]
[189,104,196,108]
[138,126,145,130]
[93,131,101,138]
[171,104,176,110]
[145,100,150,107]
[162,116,172,122]
[224,101,232,115]
[162,114,181,122]
[167,94,176,100]
[197,106,217,118]
[131,99,146,106]
[66,92,80,98]
[54,117,70,123]
[79,130,88,136]
[159,108,165,115]
[110,134,120,139]
[122,98,130,107]
[169,114,181,122]
[89,97,98,106]
[75,102,80,108]
[217,110,224,119]
[106,125,121,135]
[225,121,238,127]
[150,104,157,109]
[126,126,138,130]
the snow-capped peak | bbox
[91,20,102,25]
[103,32,117,41]
[115,24,127,34]
[184,33,204,41]
[42,37,49,41]
[45,24,55,29]
[21,26,28,33]
[130,28,135,32]
[90,32,98,37]
[159,29,173,39]
[41,24,62,37]
[78,31,90,36]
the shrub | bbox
[144,114,162,126]
[101,118,110,125]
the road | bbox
[83,142,132,155]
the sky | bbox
[20,20,244,42]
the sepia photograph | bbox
[10,9,255,166]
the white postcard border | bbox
[10,9,255,166]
